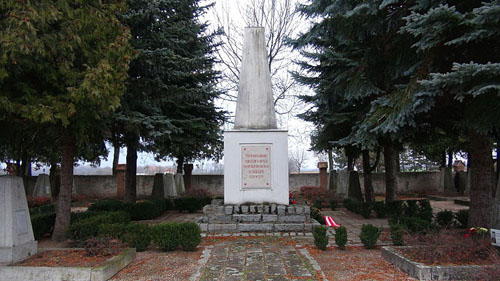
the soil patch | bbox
[15,249,121,267]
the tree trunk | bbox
[448,150,453,168]
[176,156,184,174]
[328,149,334,172]
[125,134,138,203]
[49,162,60,200]
[52,135,75,242]
[112,139,120,176]
[468,132,495,227]
[384,143,397,202]
[496,141,499,183]
[440,151,447,168]
[362,150,375,203]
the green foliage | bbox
[174,197,211,213]
[29,204,55,216]
[400,217,435,235]
[360,203,372,219]
[390,224,405,246]
[436,210,454,227]
[151,222,201,251]
[360,224,381,249]
[404,200,419,217]
[98,223,127,240]
[373,201,386,218]
[455,210,469,229]
[122,224,152,252]
[329,200,337,210]
[177,222,202,251]
[150,198,171,213]
[334,226,348,250]
[310,206,325,225]
[67,211,130,241]
[314,199,324,210]
[313,226,328,250]
[416,200,433,222]
[126,201,162,221]
[31,212,56,240]
[343,198,362,214]
[385,201,405,218]
[88,199,125,212]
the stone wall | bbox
[24,171,442,198]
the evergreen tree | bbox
[0,0,133,241]
[115,0,225,201]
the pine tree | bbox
[0,0,133,241]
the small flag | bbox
[324,216,340,227]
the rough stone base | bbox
[382,246,491,280]
[199,201,313,233]
[0,240,38,265]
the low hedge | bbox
[87,199,125,212]
[151,222,201,251]
[360,224,381,249]
[125,201,162,221]
[313,226,328,250]
[173,197,211,213]
[67,211,130,241]
[122,224,152,252]
[31,212,56,240]
[335,226,347,250]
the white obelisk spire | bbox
[234,27,277,129]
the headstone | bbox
[174,173,185,196]
[328,170,338,192]
[490,179,500,247]
[224,27,288,205]
[32,173,51,197]
[440,167,455,194]
[165,174,176,197]
[0,176,37,265]
[335,170,350,199]
[318,162,328,189]
[151,173,166,198]
[455,171,467,193]
[347,171,363,202]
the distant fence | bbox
[24,171,442,198]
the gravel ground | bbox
[307,245,415,281]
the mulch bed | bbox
[15,249,121,267]
[307,245,415,281]
[396,246,498,266]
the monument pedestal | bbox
[224,130,288,205]
[0,176,37,265]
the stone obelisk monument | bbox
[224,27,289,205]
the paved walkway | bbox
[191,238,324,281]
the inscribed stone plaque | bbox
[15,209,28,235]
[241,145,272,188]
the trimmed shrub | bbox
[123,224,152,252]
[30,204,55,215]
[67,211,130,241]
[416,199,433,222]
[385,200,404,218]
[88,199,125,212]
[404,200,419,217]
[436,209,454,227]
[343,198,362,214]
[31,212,56,240]
[151,223,179,251]
[329,200,337,210]
[310,206,325,225]
[126,201,162,221]
[390,224,405,246]
[98,223,127,239]
[334,226,347,250]
[313,199,324,210]
[177,222,201,251]
[400,216,435,235]
[360,202,372,218]
[149,198,171,212]
[360,224,381,249]
[455,210,469,228]
[313,226,328,250]
[373,201,386,218]
[174,197,208,213]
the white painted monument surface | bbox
[0,176,37,265]
[224,27,289,205]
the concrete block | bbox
[277,215,306,223]
[208,224,237,233]
[295,206,304,214]
[233,214,262,223]
[263,205,270,214]
[211,199,223,206]
[249,205,257,214]
[174,173,185,196]
[277,205,286,216]
[202,205,217,214]
[287,206,296,215]
[216,206,225,215]
[208,215,233,223]
[257,205,263,213]
[271,204,277,214]
[241,206,249,214]
[224,206,233,215]
[304,206,311,216]
[0,176,37,265]
[198,223,208,232]
[274,224,304,232]
[233,205,240,214]
[262,215,278,222]
[238,223,273,232]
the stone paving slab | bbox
[193,238,321,281]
